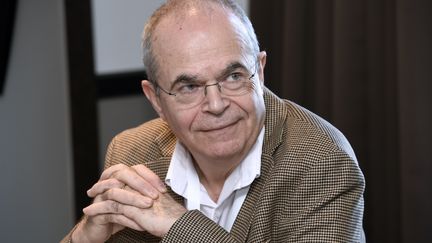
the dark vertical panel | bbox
[0,0,18,95]
[64,0,100,220]
[397,0,432,241]
[302,0,317,112]
[310,0,334,121]
[251,0,431,242]
[251,0,312,106]
[250,1,284,97]
[332,0,368,145]
[279,0,308,104]
[366,0,401,242]
[251,0,334,117]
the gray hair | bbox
[141,0,260,83]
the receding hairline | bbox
[142,0,259,82]
[145,0,246,44]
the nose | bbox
[203,83,221,96]
[202,83,228,114]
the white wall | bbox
[92,0,166,75]
[91,0,249,75]
[0,0,74,242]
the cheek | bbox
[162,105,196,136]
[245,94,266,132]
[246,92,266,119]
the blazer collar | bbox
[262,87,288,156]
[153,121,176,157]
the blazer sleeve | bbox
[162,210,240,243]
[278,149,365,242]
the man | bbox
[63,0,365,242]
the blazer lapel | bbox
[229,88,287,241]
[229,153,275,242]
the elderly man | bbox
[63,0,365,242]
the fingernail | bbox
[158,181,167,192]
[149,189,158,199]
[142,199,153,208]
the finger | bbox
[99,164,129,181]
[120,203,182,238]
[96,164,161,199]
[132,164,167,193]
[89,213,143,232]
[111,167,159,199]
[87,178,124,198]
[100,187,153,209]
[84,194,152,218]
[92,193,104,204]
[84,200,124,216]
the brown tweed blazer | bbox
[62,88,365,242]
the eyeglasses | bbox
[154,61,258,109]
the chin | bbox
[203,139,244,160]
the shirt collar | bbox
[165,127,264,205]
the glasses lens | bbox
[163,60,257,109]
[221,81,253,96]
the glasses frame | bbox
[153,59,259,106]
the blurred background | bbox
[0,0,430,242]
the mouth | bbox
[200,120,239,132]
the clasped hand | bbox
[72,164,187,243]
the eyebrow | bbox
[169,74,200,90]
[169,61,249,90]
[215,61,249,81]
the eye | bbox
[225,72,245,82]
[176,83,201,94]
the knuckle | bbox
[104,214,113,223]
[130,172,141,182]
[115,166,132,179]
[105,178,122,190]
[143,198,153,207]
[106,178,118,186]
[146,172,158,181]
[99,191,107,201]
[112,171,126,183]
[106,188,115,199]
[110,200,120,213]
[112,170,121,178]
[132,164,145,170]
[113,179,124,187]
[113,163,127,170]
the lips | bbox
[198,119,239,132]
[203,122,235,132]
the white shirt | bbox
[165,128,264,232]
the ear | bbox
[141,80,166,121]
[257,51,267,85]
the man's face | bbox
[144,7,266,165]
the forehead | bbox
[151,4,253,79]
